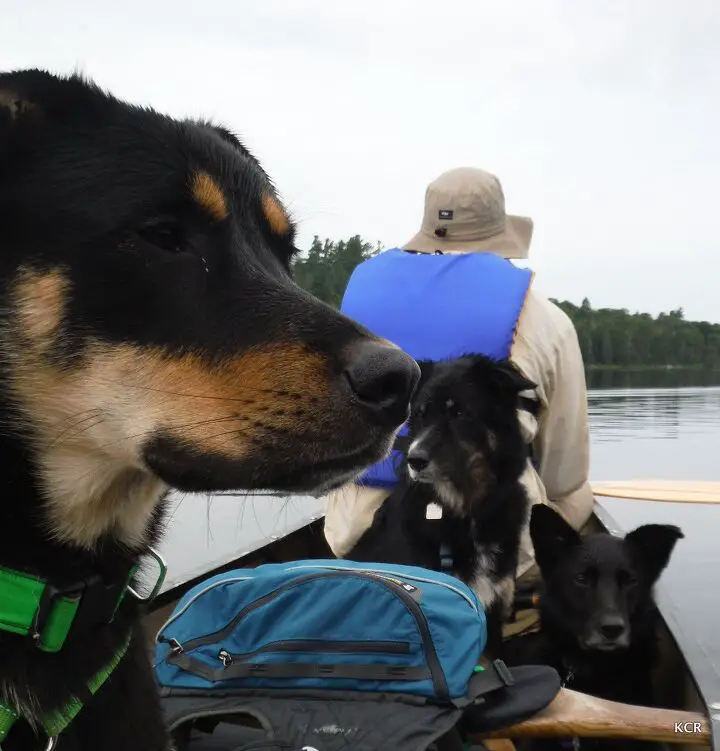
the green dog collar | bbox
[0,564,136,653]
[0,548,167,746]
[0,547,166,653]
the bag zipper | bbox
[155,574,254,644]
[285,563,480,613]
[161,571,450,700]
[155,564,478,644]
[371,573,450,700]
[216,639,411,668]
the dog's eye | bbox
[136,222,184,253]
[575,572,590,586]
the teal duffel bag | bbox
[154,559,560,750]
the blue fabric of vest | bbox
[340,249,534,489]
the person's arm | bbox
[534,319,594,530]
[323,484,388,557]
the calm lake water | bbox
[157,371,720,594]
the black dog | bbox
[0,70,418,751]
[502,504,683,750]
[348,353,536,652]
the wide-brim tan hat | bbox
[401,167,533,259]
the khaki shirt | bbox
[323,260,594,579]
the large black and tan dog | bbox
[0,70,419,750]
[347,353,536,653]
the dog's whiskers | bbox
[87,415,258,457]
[50,411,107,448]
[95,377,308,404]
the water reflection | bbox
[587,374,720,482]
[588,387,720,443]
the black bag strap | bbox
[167,652,430,683]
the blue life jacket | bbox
[340,249,534,489]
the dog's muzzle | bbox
[407,435,435,482]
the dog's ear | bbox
[530,504,581,572]
[0,70,109,157]
[492,359,537,396]
[209,124,268,177]
[624,524,683,586]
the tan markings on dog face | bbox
[191,171,228,221]
[463,441,495,491]
[6,335,330,550]
[261,193,291,236]
[12,267,68,350]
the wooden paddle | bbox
[592,479,720,504]
[470,687,712,745]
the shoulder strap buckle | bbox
[32,565,138,652]
[463,659,515,707]
[32,579,86,648]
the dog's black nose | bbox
[344,341,420,426]
[599,618,626,641]
[407,446,430,473]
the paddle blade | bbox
[591,480,720,504]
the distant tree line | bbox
[292,235,382,309]
[292,236,720,369]
[552,299,720,369]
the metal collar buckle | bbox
[127,547,167,603]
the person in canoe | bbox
[324,165,594,636]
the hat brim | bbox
[401,214,533,259]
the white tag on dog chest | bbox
[425,502,443,520]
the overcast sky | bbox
[5,1,720,321]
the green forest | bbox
[292,236,720,370]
